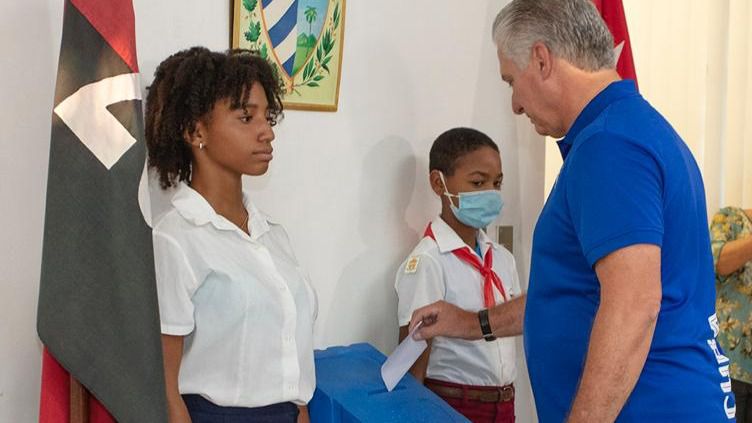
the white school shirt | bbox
[395,216,521,386]
[153,182,317,407]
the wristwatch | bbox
[478,308,496,341]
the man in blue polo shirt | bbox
[409,0,734,421]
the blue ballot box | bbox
[309,343,469,422]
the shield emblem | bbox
[259,0,329,79]
[260,0,300,77]
[233,0,345,111]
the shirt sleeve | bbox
[153,230,200,335]
[566,132,664,267]
[710,208,735,284]
[395,253,445,327]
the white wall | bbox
[0,1,61,422]
[0,1,544,421]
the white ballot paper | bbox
[380,321,428,392]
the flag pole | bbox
[70,376,89,423]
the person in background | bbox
[713,206,752,422]
[408,0,735,421]
[396,127,521,423]
[145,47,317,423]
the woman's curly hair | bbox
[144,47,284,188]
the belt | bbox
[424,379,514,403]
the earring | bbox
[199,142,204,150]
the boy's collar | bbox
[430,216,496,254]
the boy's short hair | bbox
[429,127,499,175]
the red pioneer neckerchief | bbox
[424,223,507,307]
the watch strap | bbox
[478,308,496,341]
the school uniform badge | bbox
[405,256,420,274]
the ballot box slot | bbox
[367,385,407,396]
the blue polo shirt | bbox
[524,80,734,422]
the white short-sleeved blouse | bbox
[153,183,317,407]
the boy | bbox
[395,127,521,423]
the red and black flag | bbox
[592,0,638,86]
[37,0,165,421]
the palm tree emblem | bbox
[304,6,318,34]
[304,6,318,57]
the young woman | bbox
[145,47,317,423]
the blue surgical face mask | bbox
[439,172,503,229]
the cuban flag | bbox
[262,0,299,75]
[592,0,638,87]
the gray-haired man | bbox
[410,0,734,421]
